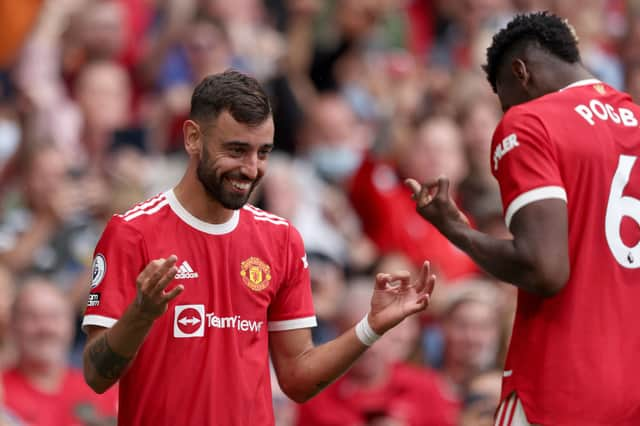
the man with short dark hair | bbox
[406,12,640,426]
[82,70,436,426]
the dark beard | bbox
[196,152,257,210]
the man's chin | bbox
[217,192,251,210]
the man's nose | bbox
[240,154,259,180]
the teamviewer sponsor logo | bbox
[173,304,263,338]
[174,304,205,338]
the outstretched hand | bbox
[368,261,436,335]
[405,176,470,235]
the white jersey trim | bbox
[505,186,567,228]
[243,205,287,221]
[82,314,118,332]
[253,216,289,226]
[124,199,169,222]
[243,205,289,226]
[122,194,165,217]
[268,316,317,331]
[165,189,239,235]
[559,78,601,91]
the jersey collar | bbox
[165,189,239,235]
[559,78,602,91]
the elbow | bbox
[278,381,317,404]
[83,371,110,394]
[532,263,570,298]
[82,353,111,394]
[286,392,313,404]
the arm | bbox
[406,178,569,297]
[83,256,183,393]
[269,264,434,402]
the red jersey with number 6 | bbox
[491,79,640,425]
[82,189,316,426]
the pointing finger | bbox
[149,256,178,294]
[404,178,421,198]
[436,176,450,201]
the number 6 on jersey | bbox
[605,154,640,268]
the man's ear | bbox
[183,120,202,156]
[511,59,531,88]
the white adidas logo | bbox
[175,261,199,279]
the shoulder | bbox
[240,205,306,249]
[113,192,171,229]
[493,102,551,146]
[97,193,172,246]
[499,102,546,127]
[241,204,291,228]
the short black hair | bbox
[483,12,581,92]
[190,69,271,126]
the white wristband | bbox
[355,314,381,346]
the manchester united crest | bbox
[240,257,272,291]
[594,84,606,95]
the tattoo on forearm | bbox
[88,334,132,380]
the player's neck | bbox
[173,176,235,225]
[550,65,594,92]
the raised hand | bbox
[404,176,470,235]
[134,255,183,320]
[368,261,435,335]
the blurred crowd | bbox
[0,0,635,425]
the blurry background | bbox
[0,0,633,425]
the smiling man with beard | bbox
[81,70,437,426]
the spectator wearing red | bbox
[296,278,459,426]
[349,115,478,282]
[3,277,118,426]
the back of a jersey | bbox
[491,80,640,425]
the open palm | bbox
[368,261,435,335]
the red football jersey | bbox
[491,79,640,425]
[82,190,316,426]
[295,363,460,426]
[2,367,118,426]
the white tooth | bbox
[230,180,250,190]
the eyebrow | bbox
[222,141,274,150]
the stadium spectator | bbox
[0,145,108,282]
[295,277,459,426]
[407,12,640,425]
[349,114,478,281]
[437,292,501,397]
[299,93,372,185]
[73,60,134,166]
[81,70,435,426]
[2,277,117,426]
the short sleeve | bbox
[267,225,317,331]
[491,108,567,228]
[82,216,148,332]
